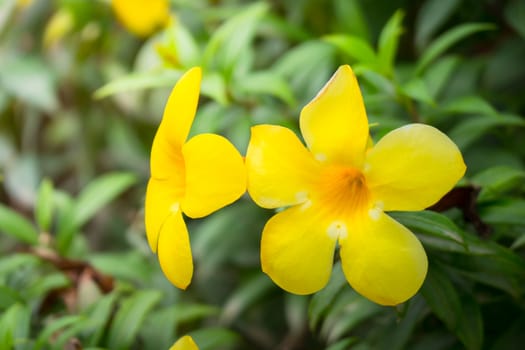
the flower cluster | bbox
[145,65,465,306]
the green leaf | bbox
[0,204,38,245]
[423,55,460,99]
[377,10,405,77]
[54,190,77,255]
[0,286,22,309]
[220,273,275,324]
[309,262,348,330]
[416,23,494,74]
[449,113,525,149]
[72,172,136,228]
[34,315,84,350]
[202,2,268,76]
[472,166,525,201]
[323,34,378,66]
[35,178,54,232]
[391,211,468,253]
[415,0,461,51]
[0,57,58,112]
[504,0,525,39]
[94,69,182,99]
[421,263,463,335]
[190,327,241,350]
[480,199,525,226]
[0,303,31,350]
[233,71,296,107]
[25,272,70,300]
[400,78,435,106]
[0,254,40,276]
[85,292,119,346]
[106,290,163,349]
[456,295,483,350]
[89,252,151,283]
[163,18,201,67]
[442,95,496,116]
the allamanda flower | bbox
[111,0,169,37]
[245,65,466,305]
[169,335,198,350]
[145,67,246,289]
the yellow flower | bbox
[245,65,466,305]
[111,0,169,37]
[145,67,246,289]
[169,335,199,350]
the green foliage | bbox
[1,0,524,349]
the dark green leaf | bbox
[400,78,435,106]
[416,23,494,74]
[415,0,461,51]
[442,95,496,116]
[449,113,525,149]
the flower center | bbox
[314,165,371,218]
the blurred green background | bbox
[1,0,524,349]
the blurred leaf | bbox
[0,286,22,309]
[326,338,358,350]
[35,178,54,233]
[333,0,369,39]
[456,296,483,350]
[220,273,275,324]
[106,289,163,349]
[355,68,396,96]
[161,16,201,67]
[0,57,58,112]
[54,190,77,255]
[94,69,182,99]
[25,272,70,300]
[0,0,16,34]
[3,154,39,207]
[442,95,496,116]
[309,262,348,330]
[273,41,335,103]
[190,327,241,350]
[423,55,460,99]
[504,0,525,39]
[34,315,83,350]
[233,71,296,106]
[449,113,525,149]
[89,252,151,282]
[0,303,30,350]
[323,34,378,66]
[400,78,435,106]
[421,263,462,338]
[377,10,404,77]
[0,254,39,276]
[416,23,494,74]
[415,0,461,51]
[202,2,268,76]
[85,291,119,346]
[480,199,525,226]
[473,166,525,201]
[72,172,136,228]
[0,204,38,245]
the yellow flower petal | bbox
[169,335,199,350]
[339,211,427,305]
[112,0,169,37]
[261,204,338,295]
[144,178,183,252]
[157,209,193,289]
[300,65,369,167]
[181,133,246,218]
[150,67,201,179]
[365,124,466,211]
[246,125,321,208]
